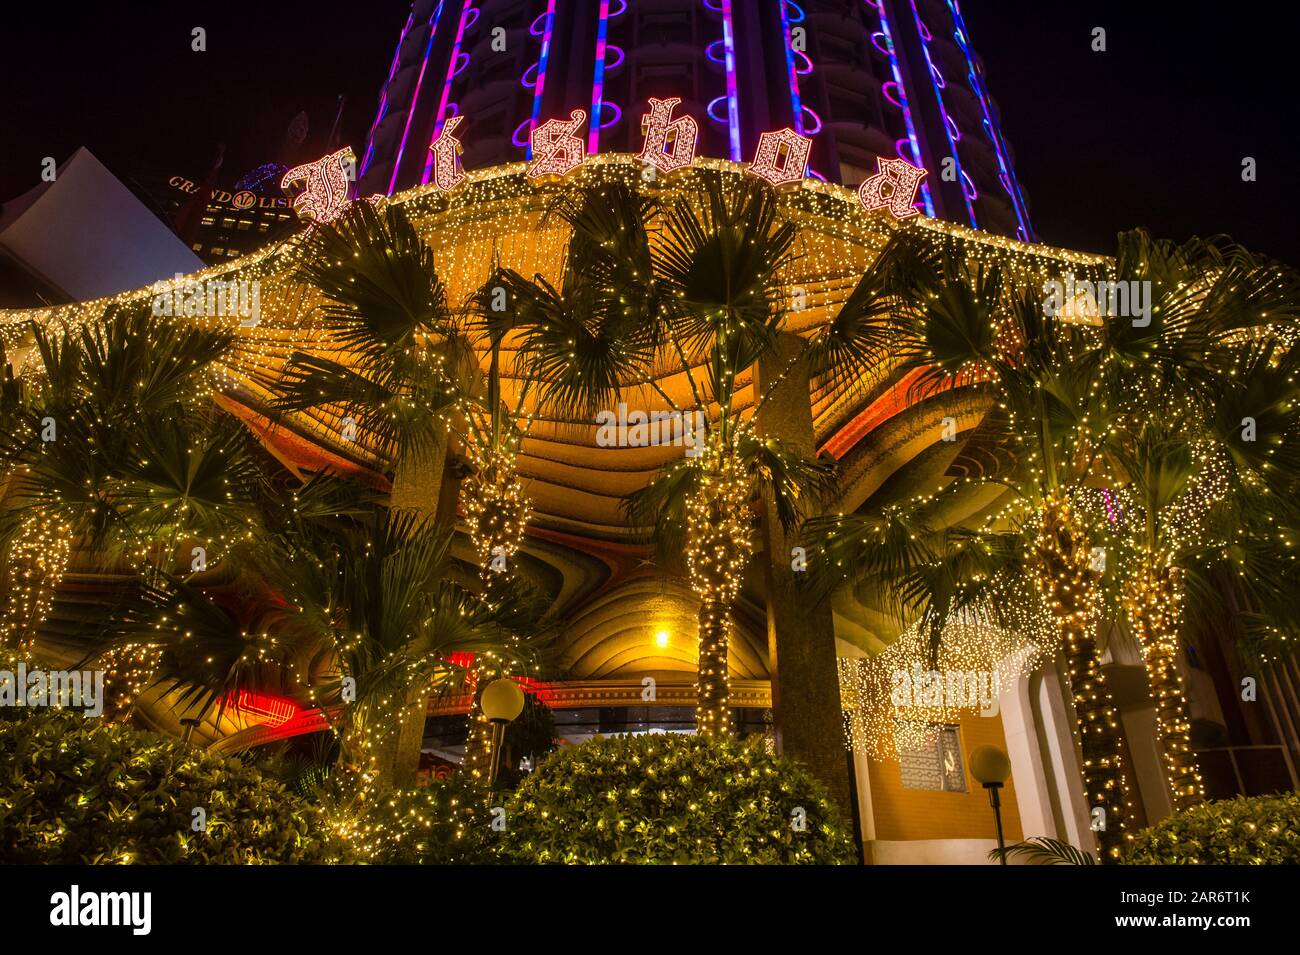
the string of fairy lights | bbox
[683,435,755,737]
[459,421,533,782]
[5,148,1286,864]
[839,591,1056,761]
[0,513,72,654]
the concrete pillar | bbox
[852,749,876,863]
[754,332,853,818]
[1038,663,1097,852]
[1002,668,1058,839]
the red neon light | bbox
[226,690,299,728]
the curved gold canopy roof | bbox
[1,155,1108,692]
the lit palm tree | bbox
[78,470,547,789]
[1081,234,1300,811]
[498,172,839,738]
[0,305,264,712]
[271,199,476,525]
[271,199,557,785]
[805,227,1300,856]
[801,229,1138,858]
[1096,338,1300,810]
[259,506,545,789]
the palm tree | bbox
[805,227,1300,855]
[1079,234,1300,811]
[77,467,546,789]
[801,229,1138,858]
[451,275,546,781]
[262,506,544,789]
[0,305,264,712]
[272,199,476,526]
[268,199,482,778]
[498,172,840,738]
[1096,338,1300,810]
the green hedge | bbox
[0,709,332,863]
[335,775,504,864]
[502,733,857,864]
[1125,793,1300,864]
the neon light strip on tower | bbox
[389,1,448,195]
[777,0,805,135]
[870,0,935,216]
[720,0,741,161]
[588,0,612,153]
[526,0,558,160]
[944,0,1034,240]
[908,0,976,227]
[422,0,476,184]
[361,10,415,178]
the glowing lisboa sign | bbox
[281,147,355,223]
[282,101,929,222]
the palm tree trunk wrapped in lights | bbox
[1125,553,1205,810]
[684,444,754,737]
[1,512,72,655]
[460,438,531,779]
[1031,493,1133,861]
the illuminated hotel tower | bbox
[359,0,1034,240]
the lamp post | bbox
[970,745,1012,864]
[479,678,525,797]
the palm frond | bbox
[989,836,1095,865]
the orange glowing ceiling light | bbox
[526,109,587,179]
[858,156,929,219]
[428,114,467,192]
[281,146,356,223]
[746,127,811,186]
[638,96,699,172]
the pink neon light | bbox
[597,102,622,129]
[719,0,741,161]
[422,1,475,186]
[588,0,612,153]
[360,11,414,178]
[388,2,447,194]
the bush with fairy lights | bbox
[328,774,505,864]
[0,708,332,863]
[1124,793,1300,864]
[501,732,857,864]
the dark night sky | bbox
[1,1,1297,264]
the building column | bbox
[1002,666,1058,839]
[1040,662,1098,853]
[755,333,853,818]
[852,749,876,863]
